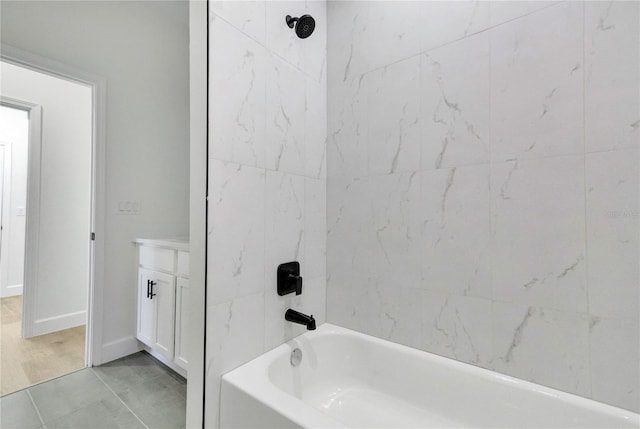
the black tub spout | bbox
[285,309,316,330]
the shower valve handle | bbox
[288,274,302,295]
[277,261,303,296]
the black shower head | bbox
[286,14,315,39]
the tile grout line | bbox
[25,389,47,429]
[91,368,150,429]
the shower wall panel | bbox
[327,0,639,412]
[206,1,327,426]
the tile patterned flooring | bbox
[0,352,187,429]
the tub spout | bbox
[285,309,316,330]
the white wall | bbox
[206,1,327,425]
[327,0,639,413]
[0,106,28,297]
[0,1,190,361]
[1,64,92,333]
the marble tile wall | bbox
[206,1,326,426]
[327,0,639,412]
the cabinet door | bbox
[137,269,155,347]
[137,268,176,360]
[174,277,189,372]
[152,270,176,360]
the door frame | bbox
[0,99,42,320]
[1,44,106,367]
[0,141,11,295]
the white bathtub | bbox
[220,323,639,428]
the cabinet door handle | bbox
[149,280,157,299]
[147,280,151,298]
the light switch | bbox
[117,200,140,215]
[16,206,26,216]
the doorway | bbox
[0,62,94,395]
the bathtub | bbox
[220,323,639,428]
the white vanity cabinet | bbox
[135,238,189,378]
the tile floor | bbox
[0,352,186,429]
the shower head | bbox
[286,14,315,39]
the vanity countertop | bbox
[134,237,189,252]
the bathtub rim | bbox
[221,323,640,427]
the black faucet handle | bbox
[289,274,302,295]
[278,261,303,296]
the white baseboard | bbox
[0,283,23,298]
[101,336,143,364]
[31,310,86,337]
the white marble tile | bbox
[327,177,385,298]
[305,75,327,179]
[326,1,369,84]
[206,293,266,375]
[326,177,371,330]
[210,16,266,167]
[265,169,305,268]
[328,1,422,80]
[208,160,265,305]
[421,165,491,299]
[490,2,583,162]
[303,276,327,327]
[421,291,493,367]
[304,177,326,279]
[360,1,422,74]
[210,0,266,44]
[204,292,265,426]
[585,1,640,152]
[302,0,327,83]
[328,270,420,349]
[586,149,639,320]
[347,284,428,351]
[421,32,490,170]
[589,316,640,412]
[367,56,421,175]
[490,156,587,313]
[326,173,422,337]
[420,1,490,52]
[325,266,363,334]
[489,1,560,27]
[364,173,422,291]
[326,72,369,179]
[265,0,325,81]
[387,287,428,351]
[492,303,591,397]
[266,0,305,71]
[263,170,306,349]
[265,53,306,175]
